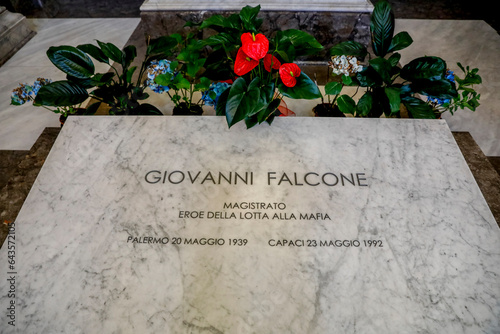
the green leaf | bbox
[400,56,447,81]
[84,101,101,115]
[33,80,89,107]
[240,5,261,31]
[194,77,211,91]
[337,94,356,114]
[122,45,137,69]
[278,29,323,58]
[411,78,458,99]
[356,66,383,87]
[154,73,173,86]
[97,40,123,63]
[173,75,191,90]
[384,87,401,114]
[131,103,163,115]
[402,96,436,119]
[370,0,394,57]
[77,43,109,64]
[47,46,95,79]
[126,66,137,83]
[388,31,413,53]
[356,91,373,116]
[147,35,177,56]
[369,57,393,84]
[90,72,114,86]
[200,14,240,30]
[278,72,321,99]
[329,41,368,59]
[216,87,230,116]
[388,52,401,67]
[257,98,281,123]
[324,81,343,96]
[342,75,353,86]
[225,77,266,127]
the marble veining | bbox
[0,117,498,333]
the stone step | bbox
[0,6,36,66]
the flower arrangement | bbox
[318,0,481,119]
[199,5,323,128]
[10,36,183,116]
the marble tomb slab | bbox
[1,117,499,333]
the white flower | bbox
[329,55,363,76]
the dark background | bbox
[1,0,498,34]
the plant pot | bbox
[312,103,345,117]
[172,103,204,116]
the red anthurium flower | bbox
[234,48,259,76]
[279,63,301,87]
[241,32,269,60]
[264,54,281,72]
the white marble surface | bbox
[140,0,374,12]
[0,18,140,150]
[0,116,499,333]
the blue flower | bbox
[445,69,455,83]
[202,82,231,108]
[32,77,52,96]
[146,59,172,93]
[11,83,35,105]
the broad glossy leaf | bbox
[356,66,383,87]
[401,96,436,119]
[47,46,95,79]
[97,40,123,64]
[370,0,394,57]
[337,94,356,114]
[147,35,177,55]
[388,31,413,53]
[384,87,401,114]
[122,45,137,69]
[131,103,163,115]
[356,91,373,116]
[240,5,261,31]
[369,58,393,84]
[279,29,323,57]
[411,78,458,99]
[85,101,101,115]
[329,41,367,59]
[77,43,109,64]
[225,77,252,127]
[400,56,447,81]
[278,72,321,99]
[324,81,343,96]
[33,80,89,106]
[126,66,137,83]
[402,96,436,119]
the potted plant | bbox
[150,33,212,115]
[316,0,481,118]
[198,5,323,128]
[11,78,100,126]
[29,36,181,116]
[312,55,364,117]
